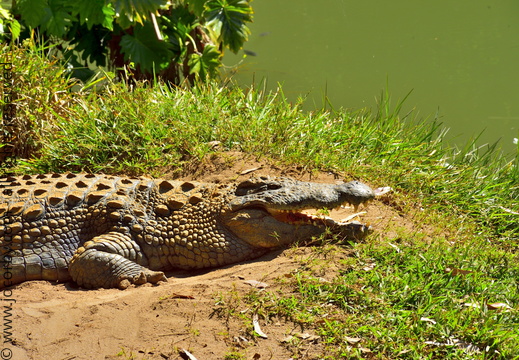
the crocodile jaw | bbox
[222,177,374,248]
[220,206,371,249]
[229,178,375,212]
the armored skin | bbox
[0,173,374,289]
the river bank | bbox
[1,45,518,358]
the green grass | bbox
[328,240,517,357]
[2,44,518,359]
[219,236,519,358]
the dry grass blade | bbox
[178,348,198,360]
[252,314,268,339]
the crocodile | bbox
[0,173,374,289]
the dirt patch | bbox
[7,152,418,360]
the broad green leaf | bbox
[41,0,74,37]
[112,0,167,24]
[0,5,16,40]
[162,4,198,57]
[8,19,21,39]
[204,0,252,53]
[16,0,48,28]
[119,22,172,72]
[187,0,208,16]
[74,0,115,30]
[100,4,116,30]
[116,12,133,30]
[0,5,11,20]
[68,23,110,66]
[187,43,220,78]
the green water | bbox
[225,1,519,154]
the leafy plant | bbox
[0,0,19,40]
[0,0,252,83]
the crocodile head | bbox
[220,176,375,248]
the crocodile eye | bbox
[235,183,281,196]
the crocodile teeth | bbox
[267,207,369,228]
[374,186,392,196]
[339,211,367,223]
[340,202,354,209]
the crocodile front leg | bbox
[69,232,167,289]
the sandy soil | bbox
[4,152,418,360]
